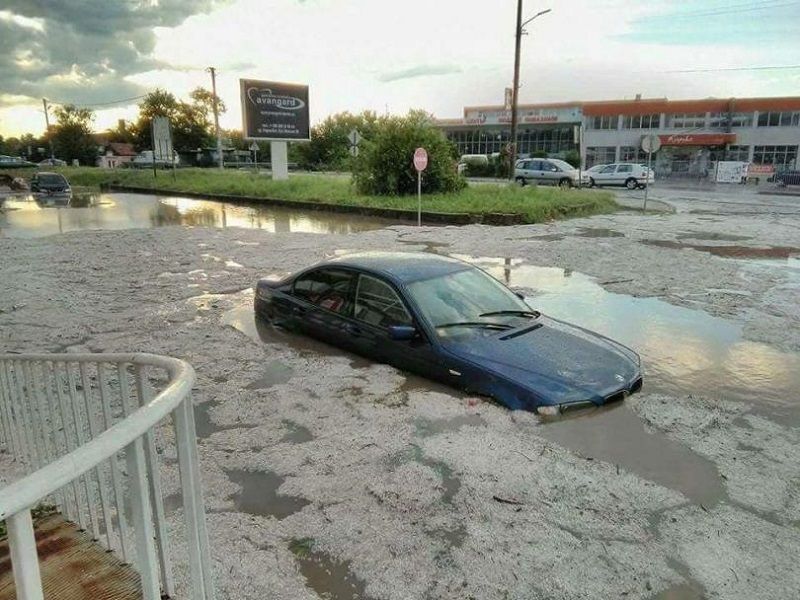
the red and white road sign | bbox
[413,147,428,171]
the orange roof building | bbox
[435,95,800,175]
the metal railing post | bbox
[6,510,44,600]
[136,364,175,597]
[126,437,161,600]
[174,396,215,599]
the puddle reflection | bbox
[464,256,800,416]
[540,404,723,506]
[0,192,392,238]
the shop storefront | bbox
[436,96,800,179]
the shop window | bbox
[667,113,706,129]
[753,145,798,170]
[586,146,616,167]
[726,146,750,161]
[586,116,617,130]
[622,114,659,129]
[620,146,648,164]
[709,112,753,128]
[757,111,800,127]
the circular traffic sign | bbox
[641,134,662,154]
[413,147,428,171]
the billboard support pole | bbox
[271,142,289,180]
[151,120,157,179]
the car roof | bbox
[323,252,471,284]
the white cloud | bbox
[2,0,798,138]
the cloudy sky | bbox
[1,0,798,138]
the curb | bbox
[102,184,534,226]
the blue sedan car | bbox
[254,252,642,414]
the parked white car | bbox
[585,163,653,189]
[514,158,580,188]
[129,150,180,169]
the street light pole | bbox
[207,66,224,169]
[508,4,551,180]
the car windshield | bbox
[405,266,534,333]
[39,174,66,184]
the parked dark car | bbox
[0,155,37,169]
[254,252,642,414]
[30,172,71,196]
[775,170,800,187]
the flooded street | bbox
[2,184,800,600]
[0,191,392,237]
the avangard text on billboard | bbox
[240,79,310,141]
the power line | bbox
[47,93,149,110]
[665,64,800,73]
[638,0,800,20]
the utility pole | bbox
[509,0,524,180]
[508,4,551,180]
[42,98,54,158]
[207,67,224,169]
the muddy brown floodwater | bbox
[2,186,800,600]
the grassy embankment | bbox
[64,167,617,224]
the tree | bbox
[189,87,226,124]
[293,111,379,171]
[132,88,220,152]
[352,111,464,196]
[52,104,97,166]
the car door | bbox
[525,160,546,185]
[614,163,633,185]
[288,267,357,344]
[515,160,535,184]
[348,274,445,378]
[595,164,617,186]
[541,160,563,185]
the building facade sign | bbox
[463,106,581,126]
[240,79,310,141]
[658,133,736,146]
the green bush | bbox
[563,150,581,168]
[352,111,465,196]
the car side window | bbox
[618,164,632,173]
[292,268,355,314]
[600,165,616,173]
[354,275,412,328]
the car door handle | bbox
[346,324,362,337]
[292,306,306,316]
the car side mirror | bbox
[387,325,417,341]
[551,167,558,172]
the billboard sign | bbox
[151,116,174,162]
[240,79,310,141]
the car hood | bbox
[440,317,640,405]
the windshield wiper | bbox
[436,321,514,331]
[478,310,541,319]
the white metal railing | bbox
[0,353,214,600]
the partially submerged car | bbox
[30,172,71,198]
[254,252,642,414]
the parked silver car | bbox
[514,158,580,188]
[586,163,654,189]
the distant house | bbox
[97,142,137,169]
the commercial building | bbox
[435,96,800,178]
